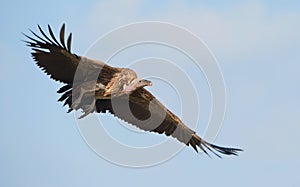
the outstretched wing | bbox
[95,88,242,158]
[24,24,119,85]
[24,24,120,111]
[24,24,80,83]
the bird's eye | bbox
[139,80,142,83]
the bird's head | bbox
[123,78,152,94]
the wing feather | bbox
[48,24,62,47]
[59,24,67,49]
[24,24,79,83]
[24,24,119,84]
[38,25,56,45]
[67,33,72,52]
[94,88,243,157]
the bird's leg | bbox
[72,81,104,118]
[72,81,100,109]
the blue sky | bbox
[1,0,300,187]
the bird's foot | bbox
[71,101,80,109]
[78,100,96,119]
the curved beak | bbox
[143,79,152,86]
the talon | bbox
[79,112,89,119]
[71,102,80,109]
[79,100,96,119]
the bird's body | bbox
[24,24,242,157]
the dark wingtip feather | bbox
[63,96,72,106]
[209,144,243,156]
[22,32,40,44]
[60,24,67,49]
[190,141,198,153]
[29,28,49,44]
[57,84,71,93]
[67,33,72,52]
[48,24,61,47]
[57,90,71,102]
[190,134,243,158]
[202,143,222,158]
[198,143,212,158]
[37,24,54,45]
[207,143,243,157]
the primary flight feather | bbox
[24,24,242,157]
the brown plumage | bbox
[24,24,242,157]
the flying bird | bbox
[24,24,242,158]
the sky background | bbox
[1,0,300,187]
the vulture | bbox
[24,24,242,158]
